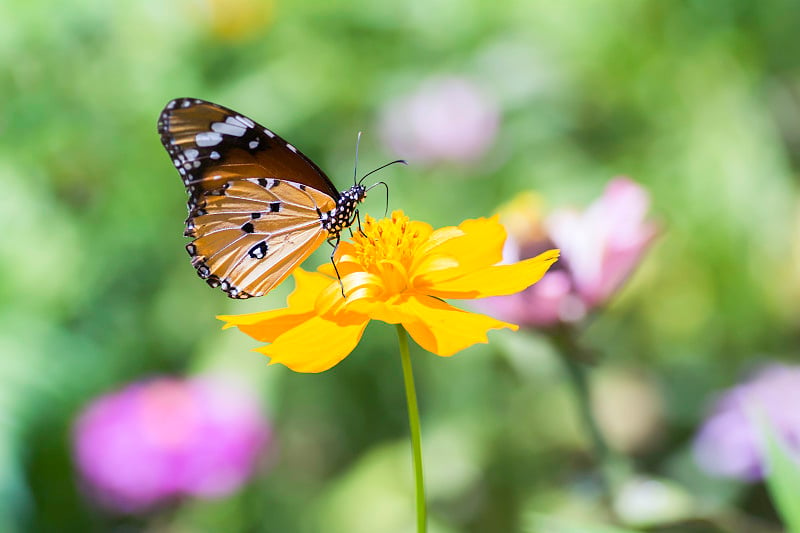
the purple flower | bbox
[693,364,800,481]
[479,178,657,327]
[379,76,499,165]
[73,376,270,512]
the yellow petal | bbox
[417,216,506,274]
[397,295,518,356]
[309,271,392,321]
[331,241,359,267]
[218,309,316,343]
[257,315,369,372]
[287,269,335,308]
[317,262,336,278]
[346,293,418,325]
[420,249,560,299]
[410,253,459,281]
[415,226,463,256]
[217,269,334,342]
[320,243,366,280]
[341,271,386,302]
[217,269,330,331]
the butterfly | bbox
[158,98,394,299]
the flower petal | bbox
[286,269,336,308]
[218,309,316,343]
[410,254,460,281]
[346,293,418,325]
[341,271,387,302]
[416,216,506,274]
[397,295,518,356]
[257,316,369,373]
[419,249,560,299]
[218,269,333,342]
[546,178,656,306]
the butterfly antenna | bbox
[366,181,389,216]
[353,131,362,186]
[358,159,407,185]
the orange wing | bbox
[186,179,336,298]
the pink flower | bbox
[547,178,657,307]
[73,376,270,513]
[478,178,656,327]
[694,364,800,481]
[379,76,499,165]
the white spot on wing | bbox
[264,128,276,138]
[249,140,259,149]
[185,149,199,161]
[210,151,221,160]
[212,120,246,137]
[286,143,298,153]
[196,132,223,147]
[236,115,255,128]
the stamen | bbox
[351,212,426,279]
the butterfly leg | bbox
[354,210,368,239]
[345,211,362,239]
[327,235,346,298]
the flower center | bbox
[350,211,427,292]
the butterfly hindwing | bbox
[186,178,336,298]
[158,98,343,298]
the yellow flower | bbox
[192,0,275,41]
[218,210,559,373]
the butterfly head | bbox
[321,184,367,236]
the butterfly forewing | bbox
[159,98,344,298]
[158,98,340,207]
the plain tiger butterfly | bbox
[158,98,400,299]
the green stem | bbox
[561,354,613,485]
[553,329,626,502]
[396,324,427,533]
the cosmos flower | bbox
[219,210,559,372]
[693,364,800,481]
[73,376,269,512]
[478,178,657,327]
[379,77,500,165]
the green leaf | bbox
[758,418,800,532]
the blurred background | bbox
[2,0,800,531]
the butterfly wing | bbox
[187,178,334,298]
[158,98,339,298]
[158,97,340,211]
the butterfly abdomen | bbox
[321,185,367,236]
